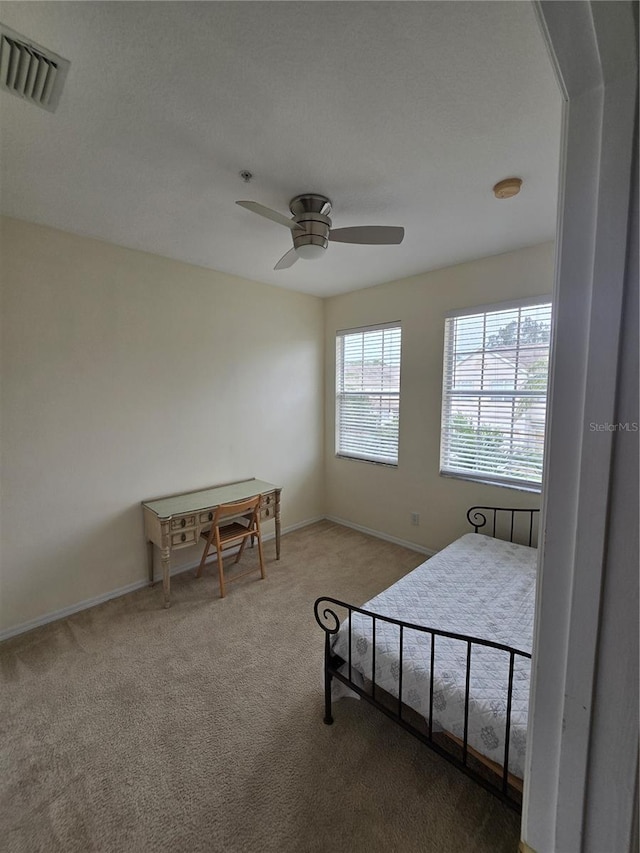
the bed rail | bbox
[314,596,531,811]
[467,505,540,547]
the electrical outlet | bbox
[411,512,420,526]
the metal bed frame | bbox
[314,505,540,812]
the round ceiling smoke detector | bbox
[493,177,523,199]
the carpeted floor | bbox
[0,521,521,853]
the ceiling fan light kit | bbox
[235,193,404,270]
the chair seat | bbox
[214,521,250,542]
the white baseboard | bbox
[0,515,423,642]
[0,516,326,643]
[325,515,436,557]
[0,579,152,643]
[274,515,325,534]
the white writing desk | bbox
[142,478,281,607]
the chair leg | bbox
[216,542,226,598]
[235,534,249,564]
[196,542,209,578]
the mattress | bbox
[331,533,537,778]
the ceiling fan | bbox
[235,193,404,270]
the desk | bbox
[142,478,281,607]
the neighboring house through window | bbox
[440,298,552,490]
[336,322,402,465]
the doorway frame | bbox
[524,2,637,851]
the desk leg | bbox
[147,541,155,586]
[275,515,281,560]
[161,548,171,608]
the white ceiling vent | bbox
[0,23,70,112]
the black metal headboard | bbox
[466,506,540,547]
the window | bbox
[336,322,402,465]
[440,298,552,490]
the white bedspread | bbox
[331,533,537,778]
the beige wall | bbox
[0,217,325,633]
[324,242,554,552]
[0,220,553,635]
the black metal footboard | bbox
[314,596,531,811]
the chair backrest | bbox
[212,494,262,526]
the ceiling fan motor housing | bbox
[290,194,332,258]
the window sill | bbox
[439,470,542,494]
[336,454,398,469]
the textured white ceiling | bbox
[0,2,562,296]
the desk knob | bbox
[181,533,186,542]
[180,518,186,528]
[208,512,213,521]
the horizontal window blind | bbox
[440,301,552,489]
[336,323,401,465]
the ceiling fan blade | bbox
[236,200,303,232]
[329,226,405,245]
[274,248,299,270]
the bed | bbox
[314,506,539,811]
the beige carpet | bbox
[0,521,520,853]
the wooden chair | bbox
[196,495,265,598]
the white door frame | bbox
[524,2,637,851]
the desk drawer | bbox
[171,515,195,531]
[260,491,277,520]
[199,510,215,525]
[171,529,198,547]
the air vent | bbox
[0,23,69,112]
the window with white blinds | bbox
[336,322,402,465]
[440,299,552,490]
